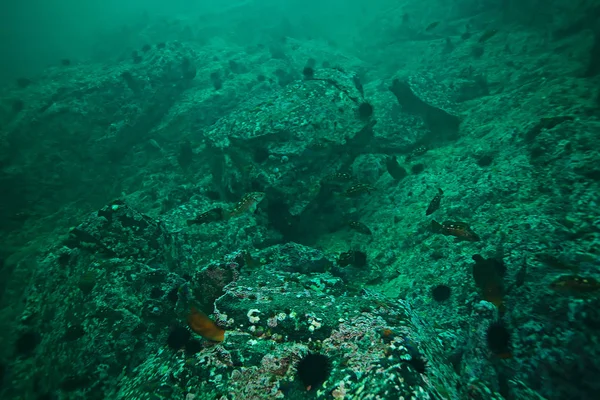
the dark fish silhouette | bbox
[348,221,372,235]
[550,275,600,293]
[187,208,224,226]
[227,192,265,219]
[338,250,367,267]
[431,220,480,241]
[472,254,506,309]
[343,183,374,197]
[322,172,353,184]
[479,29,498,43]
[386,156,408,181]
[486,321,512,359]
[425,188,443,215]
[426,21,440,31]
[405,146,427,162]
[352,74,364,96]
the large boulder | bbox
[205,68,373,215]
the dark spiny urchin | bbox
[296,353,331,390]
[167,326,190,350]
[431,284,451,302]
[185,339,203,355]
[411,163,425,174]
[302,66,315,79]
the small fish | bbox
[352,74,364,97]
[386,156,408,181]
[431,220,480,241]
[343,183,374,197]
[226,192,265,219]
[322,172,353,184]
[472,255,506,309]
[187,306,225,342]
[307,138,335,152]
[550,275,600,293]
[9,211,33,222]
[187,207,224,226]
[242,251,263,269]
[338,250,367,267]
[405,146,427,162]
[425,188,443,216]
[486,321,512,359]
[535,253,579,272]
[402,340,428,374]
[478,29,498,43]
[426,21,440,31]
[380,328,397,343]
[348,221,372,235]
[337,251,354,267]
[513,257,528,288]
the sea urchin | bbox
[296,353,331,390]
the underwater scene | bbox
[1,0,599,399]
